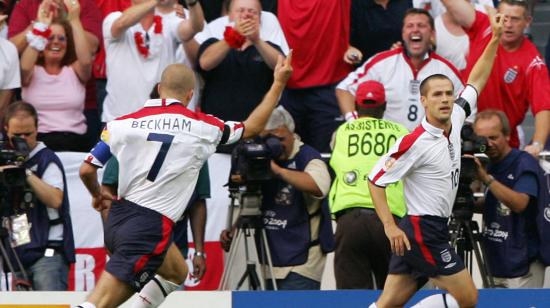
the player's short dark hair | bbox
[474,109,511,136]
[4,101,38,128]
[404,8,434,30]
[419,74,453,96]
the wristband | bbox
[223,26,246,49]
[194,251,206,259]
[26,22,51,51]
[484,175,495,187]
[344,111,358,122]
[531,141,543,151]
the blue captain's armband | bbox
[88,141,112,167]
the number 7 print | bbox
[147,133,174,181]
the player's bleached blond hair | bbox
[159,64,195,98]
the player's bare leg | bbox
[373,273,418,308]
[430,269,478,308]
[82,271,135,308]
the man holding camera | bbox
[1,101,75,291]
[220,106,334,290]
[470,109,548,288]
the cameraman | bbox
[220,106,334,290]
[1,102,75,290]
[471,109,547,288]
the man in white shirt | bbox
[337,8,464,132]
[101,0,204,122]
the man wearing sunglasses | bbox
[442,0,550,157]
[1,101,75,291]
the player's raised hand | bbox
[384,224,411,256]
[273,50,293,85]
[490,13,504,40]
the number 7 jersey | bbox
[85,99,244,222]
[368,85,478,218]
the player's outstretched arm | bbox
[242,51,293,138]
[80,162,113,211]
[368,180,411,256]
[467,13,503,94]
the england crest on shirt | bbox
[503,67,518,84]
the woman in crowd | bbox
[20,0,91,152]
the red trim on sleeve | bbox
[410,216,436,266]
[371,125,426,184]
[196,112,225,131]
[352,48,403,86]
[371,171,386,186]
[390,125,426,161]
[133,216,174,274]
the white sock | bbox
[131,274,180,308]
[411,293,459,308]
[368,303,378,308]
[75,303,96,308]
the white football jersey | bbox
[337,48,465,131]
[369,85,478,217]
[86,99,243,221]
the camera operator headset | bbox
[468,109,548,288]
[220,106,334,290]
[1,102,75,291]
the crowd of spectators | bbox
[1,0,550,292]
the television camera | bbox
[220,135,283,291]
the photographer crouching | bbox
[469,109,548,288]
[220,106,334,290]
[1,102,75,290]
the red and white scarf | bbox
[134,15,163,59]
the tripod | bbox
[448,216,494,288]
[0,222,32,291]
[219,213,278,290]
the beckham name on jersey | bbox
[131,117,192,132]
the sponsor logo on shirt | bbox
[484,222,509,242]
[507,174,514,180]
[503,67,518,84]
[527,56,545,71]
[263,210,288,229]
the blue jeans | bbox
[266,272,321,290]
[15,253,69,290]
